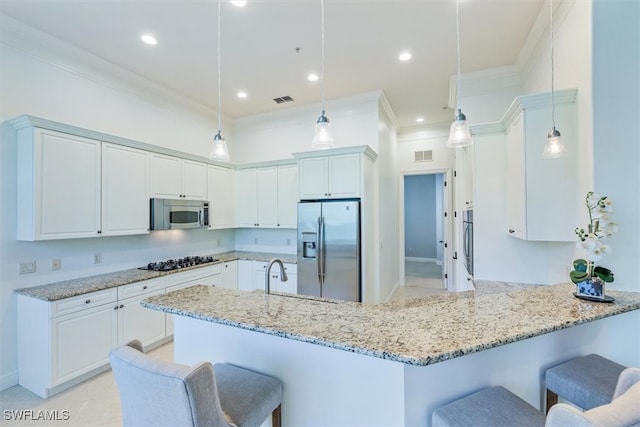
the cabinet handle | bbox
[97,230,102,234]
[143,285,148,290]
[85,299,91,304]
[325,193,328,196]
[277,224,280,227]
[225,264,228,268]
[508,229,515,234]
[114,306,118,310]
[120,304,124,309]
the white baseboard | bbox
[405,257,438,263]
[0,369,18,391]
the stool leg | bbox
[546,389,558,413]
[271,404,281,427]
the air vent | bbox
[273,96,294,104]
[414,150,433,162]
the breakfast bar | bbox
[142,282,640,426]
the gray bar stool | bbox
[110,340,283,427]
[545,354,627,413]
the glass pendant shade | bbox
[312,111,334,149]
[446,109,473,148]
[209,131,230,162]
[542,127,566,159]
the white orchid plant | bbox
[570,191,618,284]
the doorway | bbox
[396,171,451,300]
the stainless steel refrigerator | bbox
[297,200,361,302]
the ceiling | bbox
[0,0,545,129]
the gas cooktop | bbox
[140,256,218,272]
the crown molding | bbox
[0,13,222,123]
[292,145,378,161]
[378,91,401,133]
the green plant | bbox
[569,258,614,284]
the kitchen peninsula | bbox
[143,282,640,426]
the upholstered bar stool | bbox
[433,368,640,427]
[109,340,283,427]
[545,353,627,413]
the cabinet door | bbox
[208,166,235,228]
[236,169,258,227]
[275,272,297,294]
[181,160,208,200]
[298,157,329,199]
[328,154,360,198]
[221,261,238,289]
[102,143,150,236]
[32,129,101,240]
[505,113,527,239]
[151,154,182,199]
[257,167,278,228]
[237,260,255,291]
[117,289,166,347]
[277,164,298,228]
[51,303,117,386]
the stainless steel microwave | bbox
[150,198,209,230]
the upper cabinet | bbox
[150,153,207,200]
[504,89,578,242]
[207,165,235,229]
[16,127,102,240]
[295,146,377,200]
[235,162,297,228]
[102,143,150,236]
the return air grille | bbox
[414,150,433,162]
[273,96,294,104]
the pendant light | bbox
[312,0,334,149]
[209,0,230,162]
[542,0,566,159]
[447,0,472,148]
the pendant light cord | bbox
[550,0,556,130]
[321,0,326,113]
[217,0,222,133]
[455,0,461,113]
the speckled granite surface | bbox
[142,282,640,366]
[14,251,296,301]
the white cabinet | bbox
[102,143,150,236]
[151,153,207,200]
[254,261,297,295]
[17,288,119,398]
[277,164,298,228]
[298,153,361,199]
[116,278,166,347]
[236,164,297,228]
[504,89,578,241]
[237,260,256,291]
[221,261,238,289]
[16,127,102,240]
[208,166,235,229]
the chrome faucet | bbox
[265,258,288,295]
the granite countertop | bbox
[14,251,296,301]
[142,282,640,366]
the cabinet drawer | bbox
[165,264,222,286]
[51,288,117,318]
[117,278,165,300]
[254,261,296,274]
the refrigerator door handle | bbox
[320,215,326,281]
[317,216,323,285]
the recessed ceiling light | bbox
[416,117,425,123]
[398,51,412,61]
[307,73,319,82]
[237,91,248,99]
[141,34,157,45]
[231,0,247,7]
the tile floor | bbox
[391,260,447,301]
[1,343,173,427]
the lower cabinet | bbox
[117,278,167,347]
[253,261,298,294]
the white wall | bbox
[591,0,639,292]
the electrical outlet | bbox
[52,258,61,271]
[286,238,291,246]
[94,253,101,264]
[216,239,221,247]
[254,237,258,244]
[19,261,36,275]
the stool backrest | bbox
[109,341,230,427]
